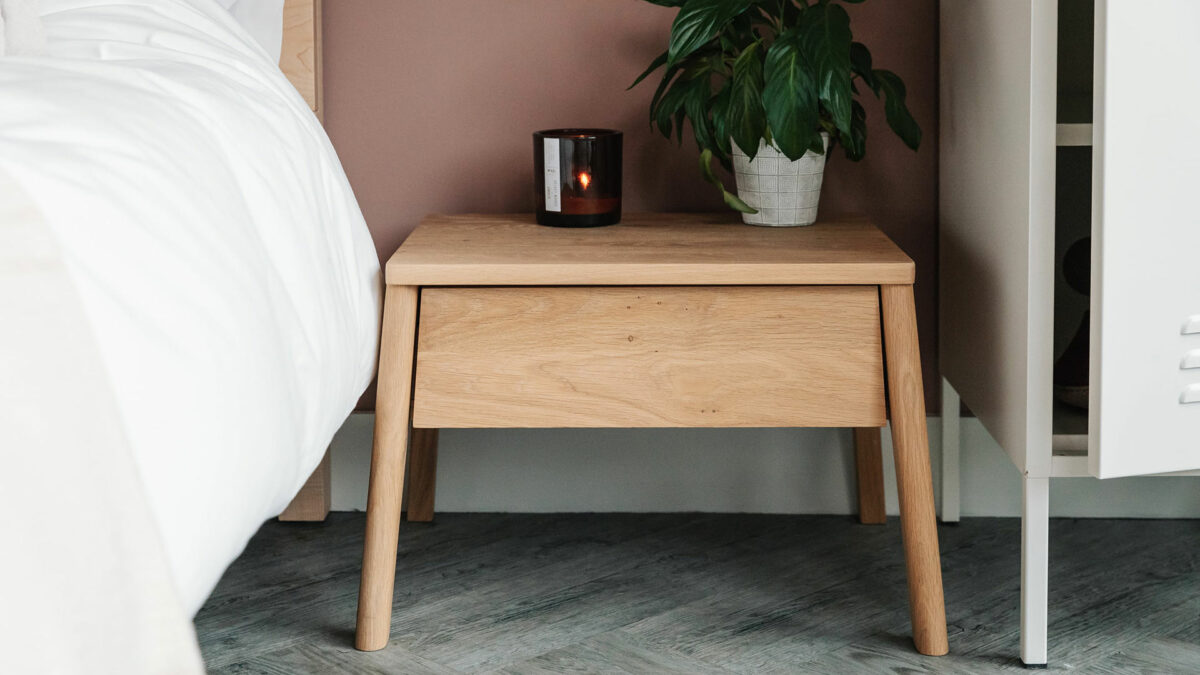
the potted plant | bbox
[630,0,921,226]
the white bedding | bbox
[0,0,380,627]
[1,169,206,673]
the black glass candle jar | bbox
[534,129,622,227]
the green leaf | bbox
[722,189,757,213]
[645,0,686,6]
[649,64,682,127]
[699,147,722,185]
[874,69,921,150]
[629,50,668,91]
[841,99,867,160]
[849,41,878,93]
[719,33,739,54]
[674,106,689,145]
[710,81,734,160]
[763,29,819,161]
[700,149,757,214]
[654,74,692,139]
[807,132,827,155]
[798,2,852,137]
[668,0,752,66]
[726,41,767,158]
[653,56,716,139]
[683,76,715,150]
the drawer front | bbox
[412,286,885,428]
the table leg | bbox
[881,284,949,656]
[356,285,419,651]
[854,428,887,524]
[405,429,439,522]
[1021,476,1050,666]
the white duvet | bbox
[0,0,379,634]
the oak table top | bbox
[386,213,915,287]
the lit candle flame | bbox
[578,172,591,190]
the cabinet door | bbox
[940,1,1058,476]
[1091,0,1200,477]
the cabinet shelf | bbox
[1052,393,1088,476]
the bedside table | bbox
[355,213,947,656]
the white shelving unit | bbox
[939,0,1200,665]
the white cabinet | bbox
[1090,1,1200,478]
[939,0,1200,665]
[940,0,1058,481]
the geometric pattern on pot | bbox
[733,136,828,227]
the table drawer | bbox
[412,286,885,428]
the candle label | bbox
[543,138,561,212]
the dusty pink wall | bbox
[324,0,939,405]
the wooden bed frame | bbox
[279,0,321,120]
[277,0,333,521]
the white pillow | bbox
[214,0,283,62]
[1,0,47,56]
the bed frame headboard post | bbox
[279,0,336,521]
[277,0,332,521]
[280,0,323,122]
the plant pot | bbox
[732,134,828,227]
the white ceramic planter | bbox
[732,134,828,227]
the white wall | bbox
[329,414,1200,518]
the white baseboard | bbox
[328,414,1200,518]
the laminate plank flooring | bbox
[197,514,1200,673]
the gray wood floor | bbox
[196,514,1200,673]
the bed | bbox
[0,0,379,671]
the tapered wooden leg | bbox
[356,285,419,652]
[405,429,439,522]
[854,428,887,524]
[881,284,949,656]
[279,449,332,521]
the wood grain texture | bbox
[854,428,887,525]
[356,285,419,651]
[386,214,915,287]
[412,286,886,429]
[405,429,438,523]
[278,450,331,522]
[281,0,322,117]
[276,0,328,523]
[881,284,948,656]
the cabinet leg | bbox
[1021,476,1050,667]
[854,428,887,524]
[356,285,419,652]
[881,285,949,656]
[940,378,961,523]
[405,429,439,522]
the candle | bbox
[534,129,622,227]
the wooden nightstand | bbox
[355,213,947,657]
